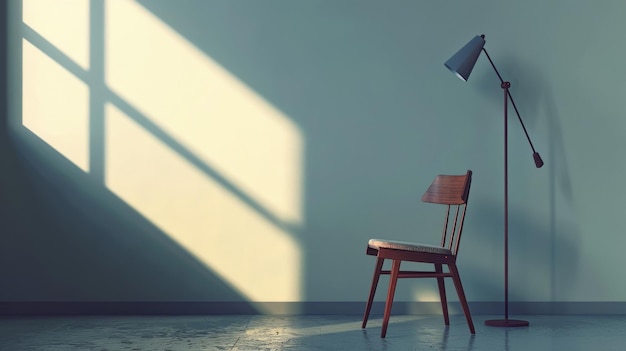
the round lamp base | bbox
[485,319,529,327]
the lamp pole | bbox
[482,45,531,328]
[504,81,511,323]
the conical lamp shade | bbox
[444,35,486,81]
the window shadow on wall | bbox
[4,0,306,310]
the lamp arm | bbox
[482,46,544,168]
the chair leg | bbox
[362,257,384,328]
[435,264,449,325]
[381,259,401,338]
[448,263,475,334]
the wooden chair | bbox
[361,170,475,338]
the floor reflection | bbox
[0,314,623,350]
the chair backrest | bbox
[421,170,472,256]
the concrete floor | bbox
[0,314,624,350]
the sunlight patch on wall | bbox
[22,0,89,70]
[22,39,89,172]
[106,103,301,302]
[104,0,304,302]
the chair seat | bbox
[368,239,452,256]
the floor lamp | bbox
[444,34,544,327]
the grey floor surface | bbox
[0,314,624,350]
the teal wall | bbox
[3,0,626,311]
